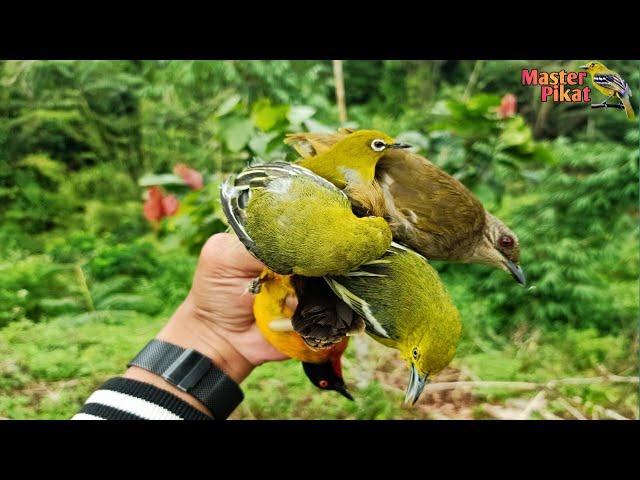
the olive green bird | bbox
[220,161,392,277]
[288,129,525,286]
[323,242,462,405]
[580,61,636,121]
[295,129,412,189]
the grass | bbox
[1,310,636,420]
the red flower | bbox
[497,94,517,119]
[161,193,179,216]
[174,163,203,190]
[144,186,179,224]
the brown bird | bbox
[287,129,525,285]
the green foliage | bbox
[426,93,554,204]
[441,132,638,335]
[140,96,336,255]
[0,230,195,330]
[160,179,228,255]
[85,239,159,280]
[62,163,139,202]
[0,60,636,419]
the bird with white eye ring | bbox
[288,129,526,286]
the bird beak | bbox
[387,142,412,150]
[579,65,588,70]
[336,384,355,401]
[404,363,428,405]
[504,259,526,287]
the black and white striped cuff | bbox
[72,377,213,420]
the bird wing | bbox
[322,244,412,340]
[237,161,345,195]
[219,178,258,257]
[593,73,630,96]
[284,130,486,260]
[284,132,350,158]
[323,276,391,340]
[376,150,486,260]
[220,161,347,259]
[291,276,365,349]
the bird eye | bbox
[371,139,386,152]
[319,380,329,388]
[499,235,514,249]
[412,347,419,359]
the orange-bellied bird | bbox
[252,269,353,400]
[287,129,525,286]
[581,61,636,120]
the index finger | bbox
[200,233,266,278]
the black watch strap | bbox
[128,339,244,419]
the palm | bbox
[189,233,288,365]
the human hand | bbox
[124,233,288,416]
[157,233,289,384]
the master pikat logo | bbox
[521,69,590,102]
[521,62,636,121]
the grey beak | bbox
[404,363,428,405]
[504,259,526,287]
[579,65,588,70]
[388,142,412,150]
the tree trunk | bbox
[333,60,347,123]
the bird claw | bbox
[248,277,263,294]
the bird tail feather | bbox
[621,94,636,120]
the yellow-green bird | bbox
[581,61,636,120]
[324,242,462,404]
[296,129,412,189]
[287,129,525,285]
[220,161,392,277]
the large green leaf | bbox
[224,119,254,152]
[251,98,289,132]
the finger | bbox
[200,233,265,277]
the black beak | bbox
[579,65,588,70]
[504,259,526,287]
[336,383,354,401]
[387,142,412,150]
[404,363,428,405]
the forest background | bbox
[0,60,637,420]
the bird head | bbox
[323,129,412,184]
[302,359,354,401]
[402,311,462,405]
[468,212,525,286]
[580,62,606,75]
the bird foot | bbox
[301,335,346,350]
[248,277,263,294]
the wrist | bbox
[156,296,255,384]
[124,296,254,418]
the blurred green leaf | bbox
[224,119,254,152]
[287,105,316,125]
[138,173,184,187]
[251,98,289,132]
[214,94,242,118]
